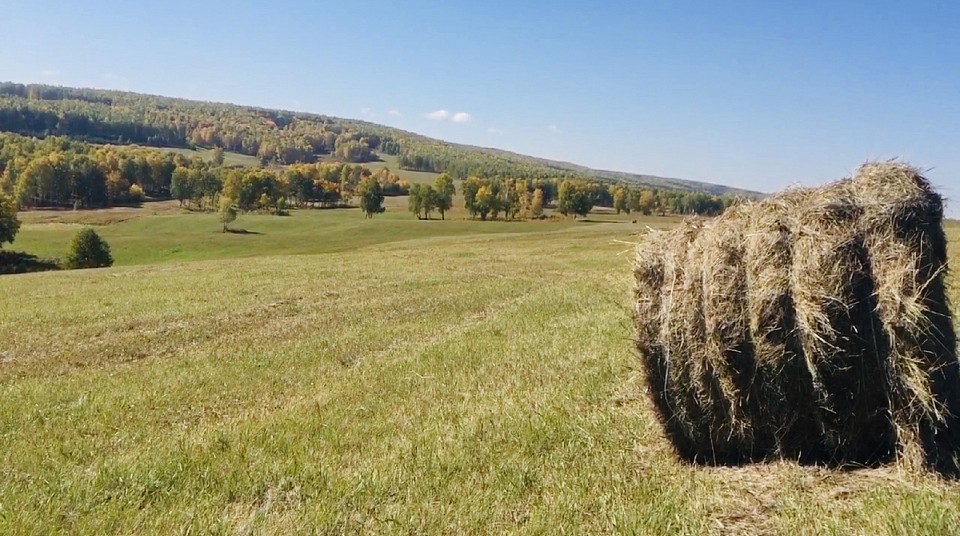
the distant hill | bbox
[0,82,760,197]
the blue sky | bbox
[1,1,958,215]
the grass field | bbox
[137,146,445,184]
[1,204,959,534]
[136,146,261,168]
[365,154,442,185]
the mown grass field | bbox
[137,146,261,168]
[364,154,441,185]
[1,204,959,534]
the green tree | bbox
[170,166,193,207]
[433,173,455,220]
[557,180,595,218]
[219,196,238,232]
[357,175,385,218]
[462,176,483,218]
[0,193,21,248]
[65,228,113,269]
[557,181,573,216]
[487,181,504,220]
[628,188,642,213]
[408,183,424,219]
[422,185,439,219]
[210,147,225,166]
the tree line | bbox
[418,176,734,221]
[0,132,413,214]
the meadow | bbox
[1,202,959,534]
[139,146,262,169]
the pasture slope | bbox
[0,205,959,534]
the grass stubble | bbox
[0,198,958,534]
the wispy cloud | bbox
[425,109,450,120]
[451,112,471,123]
[39,69,59,77]
[360,107,373,116]
[486,127,503,134]
[388,109,402,117]
[547,124,563,134]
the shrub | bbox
[65,228,113,269]
[129,184,145,201]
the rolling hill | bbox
[0,82,760,197]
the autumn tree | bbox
[218,196,237,232]
[474,185,495,221]
[638,189,657,215]
[612,187,629,214]
[501,180,521,220]
[515,180,530,219]
[530,188,544,218]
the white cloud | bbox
[388,110,402,117]
[39,69,59,77]
[425,109,450,120]
[451,112,471,123]
[360,107,373,116]
[486,127,503,134]
[547,124,563,134]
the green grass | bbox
[366,154,442,184]
[136,146,261,168]
[10,200,594,266]
[0,206,959,534]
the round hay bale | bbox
[632,160,958,475]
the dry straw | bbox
[633,162,960,475]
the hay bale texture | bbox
[632,162,960,475]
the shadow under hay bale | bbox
[633,161,960,476]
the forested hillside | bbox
[0,82,757,196]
